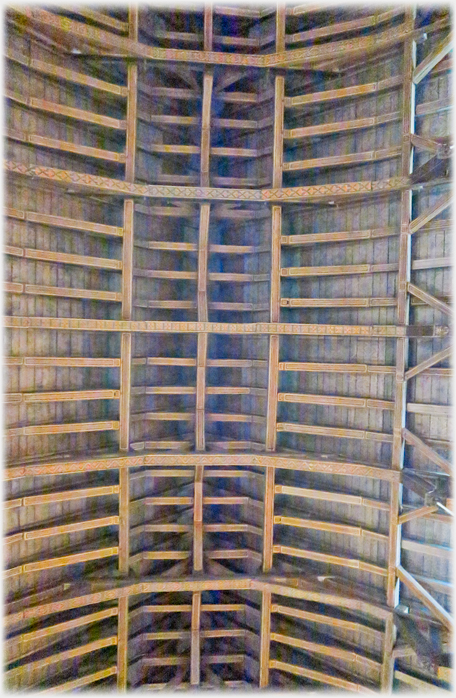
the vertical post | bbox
[260,6,286,689]
[381,614,396,691]
[201,70,213,188]
[383,9,416,692]
[259,590,272,688]
[203,3,213,52]
[190,591,202,686]
[117,6,138,691]
[117,594,129,690]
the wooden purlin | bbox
[4,159,410,202]
[14,8,415,69]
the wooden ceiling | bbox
[4,3,452,692]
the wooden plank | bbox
[402,428,451,475]
[5,608,118,658]
[15,357,120,367]
[6,129,127,163]
[195,333,208,451]
[278,392,393,409]
[285,75,402,107]
[272,79,284,188]
[5,283,121,302]
[281,227,396,245]
[119,465,130,574]
[191,592,201,686]
[399,505,439,525]
[262,468,275,572]
[287,8,404,44]
[409,193,452,233]
[201,70,213,187]
[269,659,371,692]
[401,539,452,559]
[407,282,452,316]
[271,631,381,670]
[6,389,120,403]
[5,50,128,95]
[274,545,387,576]
[284,146,401,171]
[277,423,393,442]
[4,453,401,481]
[6,246,122,270]
[193,465,204,571]
[396,565,453,630]
[280,262,397,277]
[6,421,120,437]
[119,333,132,450]
[413,32,453,84]
[259,590,272,687]
[272,604,383,639]
[395,670,449,693]
[5,636,117,684]
[6,547,119,577]
[275,516,387,540]
[7,91,127,129]
[9,485,119,508]
[4,159,409,202]
[73,7,128,33]
[5,209,123,237]
[381,615,396,691]
[46,667,117,693]
[5,517,119,544]
[284,111,400,139]
[279,361,395,374]
[275,485,389,510]
[405,346,451,380]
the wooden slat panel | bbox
[281,227,396,245]
[271,631,381,669]
[280,262,398,277]
[46,667,117,693]
[5,517,119,543]
[277,423,393,442]
[5,209,123,236]
[6,283,121,302]
[269,659,372,692]
[6,50,128,95]
[5,636,117,682]
[272,604,383,638]
[6,389,120,403]
[6,421,120,437]
[6,129,126,162]
[279,361,395,374]
[6,547,119,577]
[6,246,122,270]
[284,111,400,139]
[284,75,402,107]
[7,91,126,129]
[278,393,393,409]
[274,545,387,576]
[275,485,389,510]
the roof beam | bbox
[413,32,453,84]
[396,566,453,630]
